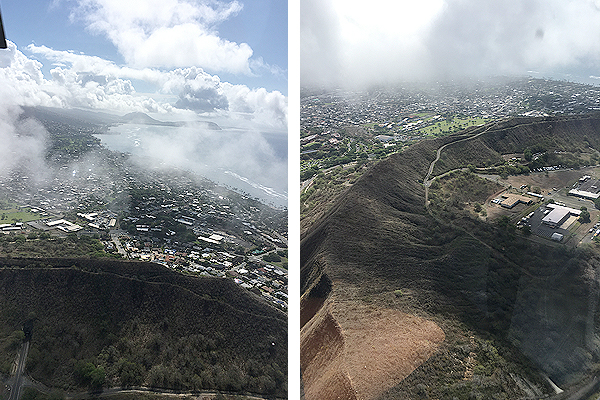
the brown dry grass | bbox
[301,301,357,400]
[301,293,445,400]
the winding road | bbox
[424,120,502,207]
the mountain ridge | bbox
[301,113,600,399]
[0,257,286,397]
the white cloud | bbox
[70,0,254,74]
[14,42,287,126]
[302,0,600,87]
[0,89,49,182]
[223,84,287,126]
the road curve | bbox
[424,120,504,208]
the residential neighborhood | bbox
[0,146,288,311]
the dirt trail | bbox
[301,292,445,400]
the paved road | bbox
[8,340,30,400]
[110,233,127,257]
[66,387,284,399]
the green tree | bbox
[580,207,591,223]
[263,253,281,263]
[74,361,105,390]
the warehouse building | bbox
[568,176,600,199]
[542,204,581,228]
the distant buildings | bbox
[46,219,83,232]
[568,175,600,199]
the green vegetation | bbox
[301,115,493,188]
[0,329,25,375]
[20,388,64,400]
[580,207,591,223]
[0,259,287,397]
[0,234,115,259]
[0,201,42,224]
[301,162,372,233]
[263,253,281,263]
[74,360,106,390]
[428,169,502,215]
[262,251,288,269]
[419,116,490,136]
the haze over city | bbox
[302,0,600,88]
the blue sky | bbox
[0,0,287,128]
[2,0,287,93]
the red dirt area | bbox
[301,302,357,400]
[301,296,445,400]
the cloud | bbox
[1,42,287,126]
[302,0,600,87]
[175,82,229,112]
[222,84,287,126]
[0,95,49,183]
[128,124,287,205]
[70,0,254,74]
[425,0,600,79]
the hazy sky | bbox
[301,0,600,88]
[0,0,287,127]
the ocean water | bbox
[95,124,288,208]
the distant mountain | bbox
[119,111,182,127]
[301,113,600,400]
[119,112,221,130]
[0,258,286,397]
[20,107,221,130]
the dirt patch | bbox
[301,294,445,400]
[505,168,594,193]
[301,301,357,400]
[333,301,445,400]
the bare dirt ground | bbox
[300,296,326,328]
[301,301,357,400]
[332,300,445,400]
[505,168,591,193]
[301,290,445,400]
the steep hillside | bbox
[301,114,600,400]
[0,258,286,397]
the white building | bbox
[542,204,581,228]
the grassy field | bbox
[0,200,44,224]
[268,257,288,270]
[419,116,490,136]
